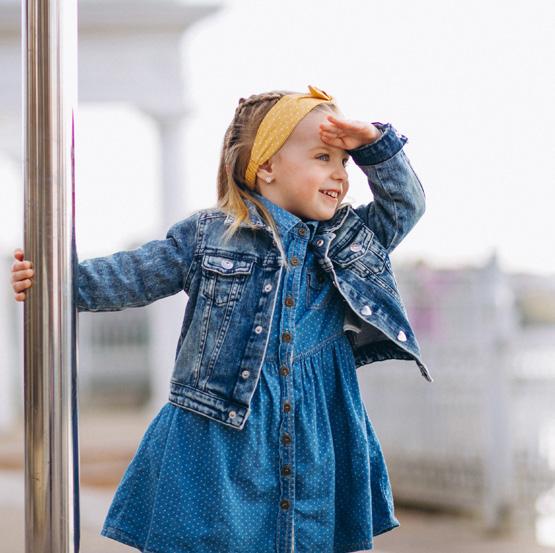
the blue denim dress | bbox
[101,193,400,553]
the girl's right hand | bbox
[11,249,34,301]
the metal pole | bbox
[22,0,80,551]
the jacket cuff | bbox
[347,122,408,165]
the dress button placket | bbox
[276,225,308,545]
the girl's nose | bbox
[333,164,348,182]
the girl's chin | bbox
[295,201,338,221]
[305,209,336,222]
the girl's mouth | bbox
[319,190,339,202]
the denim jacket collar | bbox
[251,191,322,241]
[223,192,351,240]
[251,191,302,237]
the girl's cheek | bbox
[341,181,350,201]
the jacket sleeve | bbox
[348,122,426,255]
[74,210,201,312]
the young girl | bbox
[11,84,432,553]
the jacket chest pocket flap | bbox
[330,225,387,275]
[200,254,254,306]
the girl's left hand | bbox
[319,114,382,150]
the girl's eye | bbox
[316,154,350,167]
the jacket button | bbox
[360,305,372,316]
[282,331,292,342]
[316,239,324,247]
[280,366,290,376]
[283,401,291,412]
[282,433,292,445]
[255,325,263,334]
[264,283,272,292]
[280,499,290,510]
[241,370,250,379]
[285,296,294,307]
[281,465,292,476]
[350,243,362,252]
[397,330,407,341]
[298,227,306,236]
[228,410,236,419]
[221,259,234,269]
[290,256,300,266]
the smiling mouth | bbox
[319,190,339,201]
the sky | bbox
[2,0,554,275]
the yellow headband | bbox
[244,85,336,187]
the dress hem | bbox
[373,517,400,537]
[101,518,400,553]
[333,518,400,552]
[101,525,148,552]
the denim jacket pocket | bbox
[200,253,254,307]
[340,237,401,302]
[330,225,386,277]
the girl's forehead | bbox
[285,108,346,152]
[304,107,336,126]
[289,110,332,140]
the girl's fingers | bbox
[325,115,367,131]
[11,249,31,301]
[13,279,32,292]
[320,131,340,139]
[321,126,344,135]
[12,268,34,282]
[322,120,347,130]
[326,115,355,127]
[12,260,32,272]
[321,132,347,145]
[320,137,345,148]
[320,124,339,133]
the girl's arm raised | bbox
[347,123,426,255]
[75,211,200,312]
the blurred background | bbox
[1,0,555,551]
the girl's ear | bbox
[256,160,275,184]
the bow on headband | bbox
[306,85,333,101]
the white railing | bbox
[358,255,555,533]
[78,309,151,407]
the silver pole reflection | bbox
[22,0,79,551]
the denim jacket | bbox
[76,121,433,430]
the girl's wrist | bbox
[350,126,383,150]
[365,125,383,144]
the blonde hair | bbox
[216,89,343,268]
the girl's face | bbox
[256,108,350,221]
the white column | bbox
[152,108,193,224]
[145,110,194,416]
